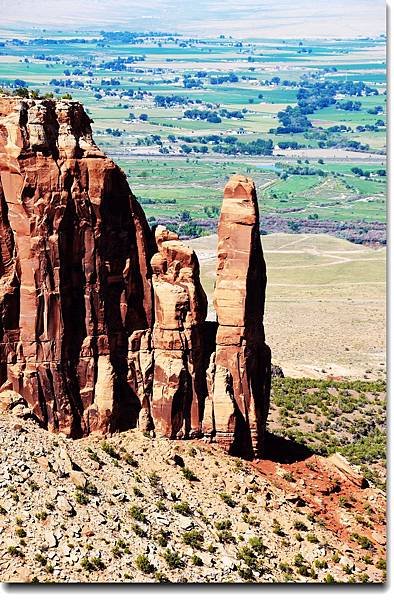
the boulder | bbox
[327,453,368,488]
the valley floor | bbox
[190,232,386,380]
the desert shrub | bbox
[35,511,48,521]
[155,571,170,582]
[219,492,237,508]
[237,566,254,581]
[294,520,308,531]
[101,441,119,459]
[273,519,285,536]
[8,546,24,558]
[123,453,138,467]
[155,529,171,548]
[217,530,236,544]
[249,537,266,555]
[80,481,98,496]
[75,491,89,505]
[87,448,102,464]
[131,524,146,538]
[156,500,166,511]
[314,559,328,569]
[163,549,184,569]
[182,529,204,549]
[129,505,147,522]
[135,554,155,574]
[148,471,160,486]
[174,501,192,516]
[35,553,47,566]
[81,557,105,572]
[15,528,27,538]
[293,553,305,567]
[215,520,232,531]
[181,467,199,482]
[376,558,386,571]
[297,564,310,576]
[243,513,260,526]
[351,533,373,550]
[112,539,130,557]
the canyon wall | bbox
[0,97,270,456]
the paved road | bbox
[107,151,386,165]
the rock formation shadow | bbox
[262,431,314,464]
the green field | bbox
[0,29,386,235]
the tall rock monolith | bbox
[205,174,271,457]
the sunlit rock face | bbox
[0,97,154,436]
[150,225,209,440]
[0,98,271,456]
[204,175,271,457]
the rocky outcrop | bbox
[203,175,271,457]
[0,97,270,456]
[150,225,209,439]
[0,97,154,437]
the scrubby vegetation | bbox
[269,378,386,488]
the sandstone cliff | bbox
[0,97,155,437]
[0,97,270,456]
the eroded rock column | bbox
[206,175,271,457]
[150,226,208,439]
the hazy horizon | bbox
[0,0,386,39]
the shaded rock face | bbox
[0,98,270,456]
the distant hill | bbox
[2,0,385,38]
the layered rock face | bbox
[0,97,154,436]
[0,97,270,456]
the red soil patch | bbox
[253,454,386,555]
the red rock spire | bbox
[204,175,271,457]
